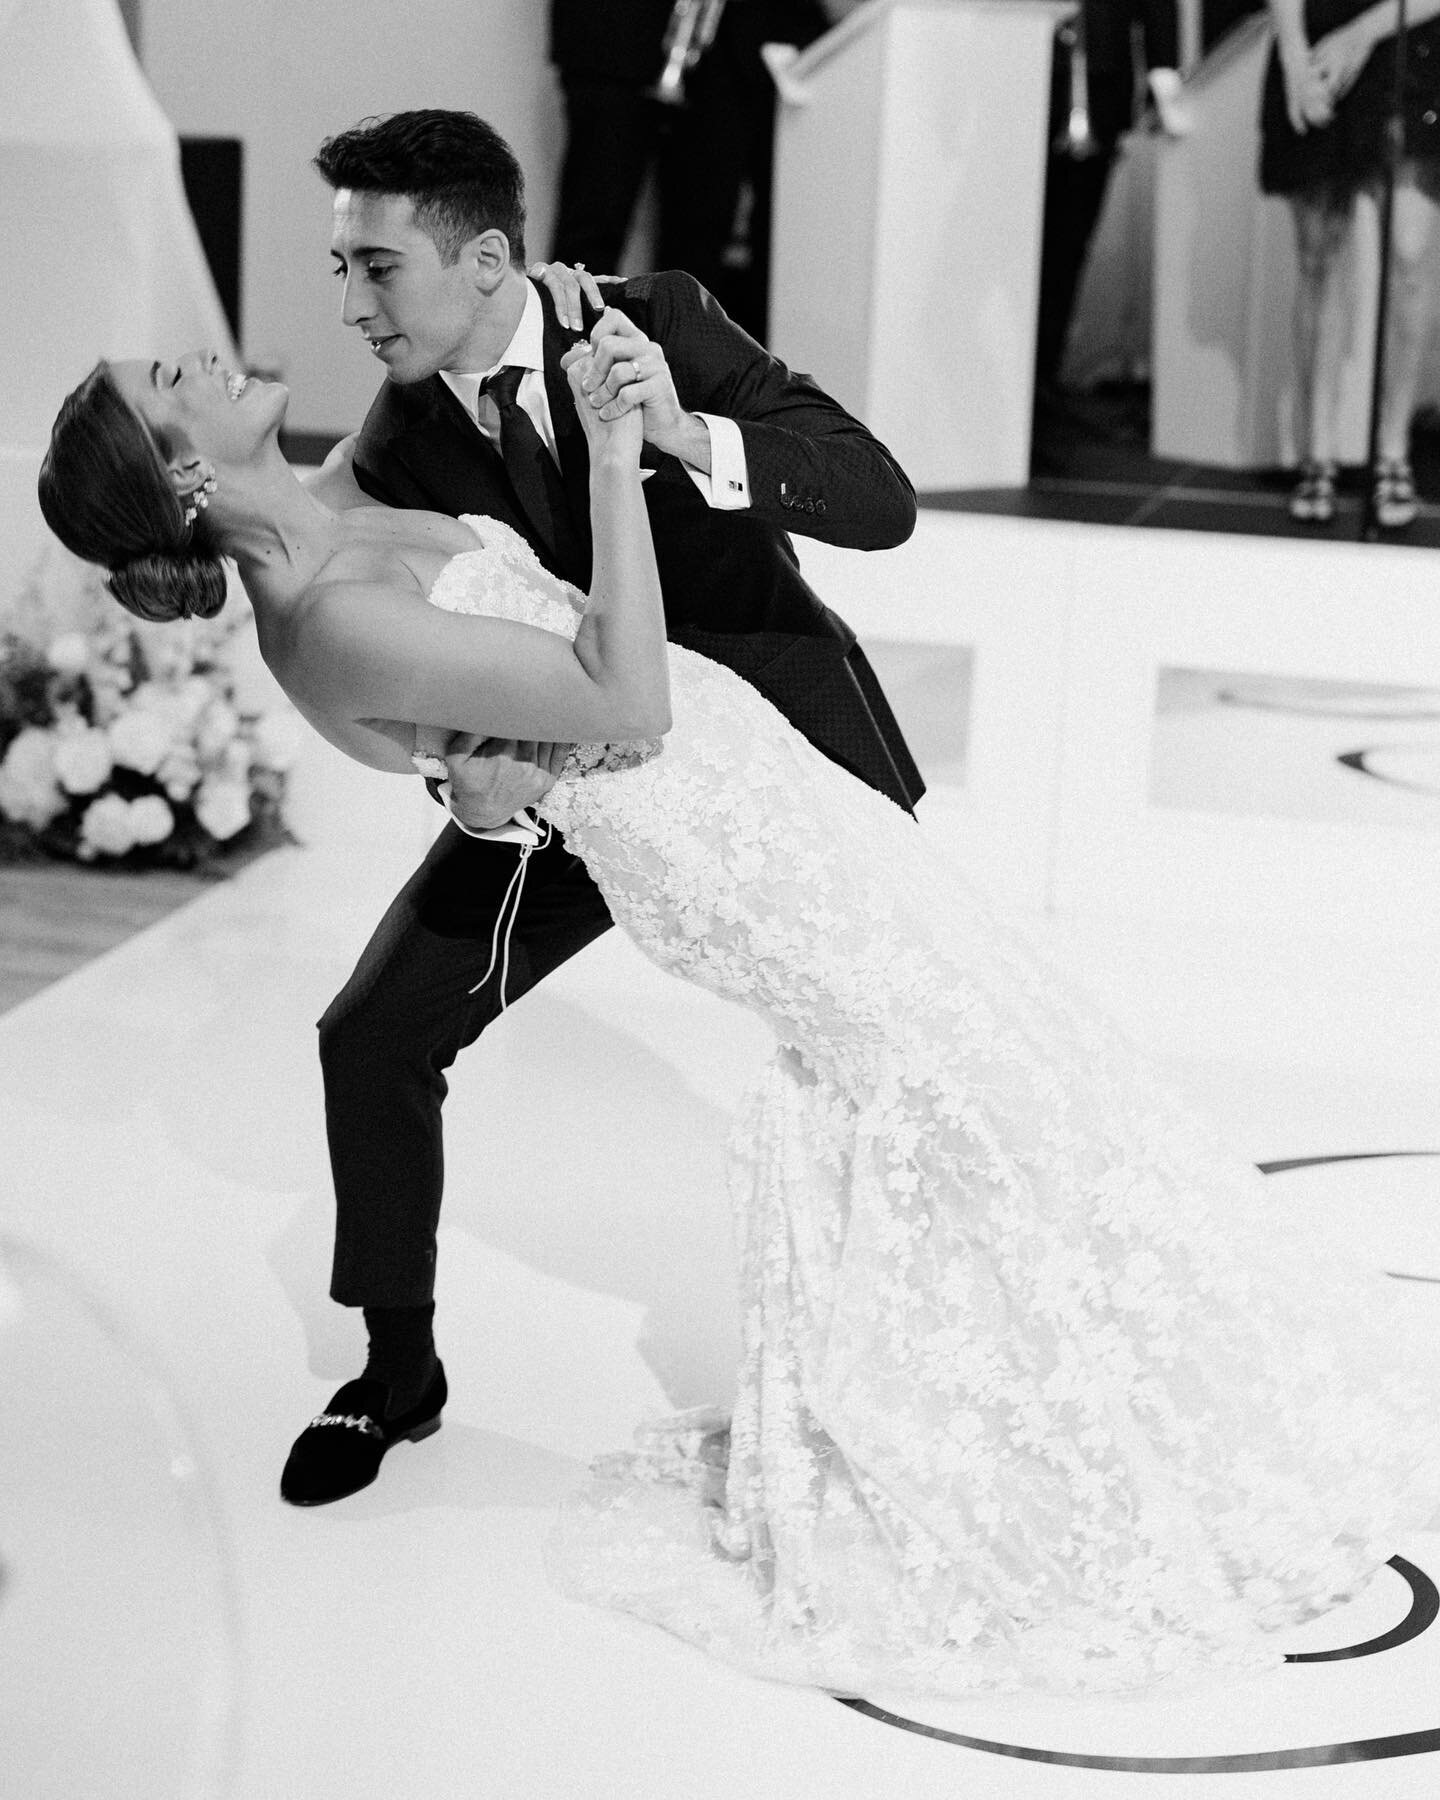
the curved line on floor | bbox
[1337,747,1440,795]
[835,1692,1440,1772]
[1284,1555,1437,1663]
[838,1559,1438,1768]
[1255,1151,1440,1175]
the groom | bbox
[281,108,923,1505]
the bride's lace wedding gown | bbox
[424,516,1440,1697]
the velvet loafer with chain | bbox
[280,1361,447,1506]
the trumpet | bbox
[1053,7,1101,160]
[652,0,727,107]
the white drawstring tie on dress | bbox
[468,819,553,1009]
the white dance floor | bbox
[6,509,1440,1798]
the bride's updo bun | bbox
[106,547,229,624]
[38,362,229,624]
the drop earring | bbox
[182,469,218,529]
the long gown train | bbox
[428,518,1440,1698]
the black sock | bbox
[361,1302,437,1416]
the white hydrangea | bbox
[195,698,241,761]
[174,675,215,728]
[194,778,251,842]
[219,737,252,782]
[46,631,91,676]
[156,743,202,801]
[53,725,115,795]
[78,791,138,859]
[0,727,65,829]
[109,706,177,776]
[128,794,175,846]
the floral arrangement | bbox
[0,554,301,869]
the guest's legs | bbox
[1289,186,1354,471]
[1377,172,1440,464]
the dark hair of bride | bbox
[37,363,228,625]
[314,109,527,266]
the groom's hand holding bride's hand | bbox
[532,264,710,474]
[577,308,712,475]
[443,735,571,833]
[563,338,645,462]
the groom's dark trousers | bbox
[323,270,923,1307]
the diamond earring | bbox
[182,470,218,529]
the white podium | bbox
[769,0,1068,492]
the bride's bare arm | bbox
[304,352,670,744]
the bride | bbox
[39,346,1440,1699]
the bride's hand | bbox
[528,260,619,333]
[564,341,642,464]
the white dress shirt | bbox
[436,280,752,842]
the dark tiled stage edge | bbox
[926,384,1440,549]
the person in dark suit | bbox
[549,0,837,341]
[1034,0,1186,400]
[548,0,672,275]
[282,109,919,1504]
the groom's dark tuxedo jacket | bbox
[350,270,925,811]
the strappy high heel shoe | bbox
[1372,457,1418,530]
[1289,459,1337,525]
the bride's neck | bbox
[217,448,344,604]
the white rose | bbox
[47,631,91,676]
[195,698,241,760]
[0,727,65,829]
[53,726,115,796]
[194,778,252,842]
[128,794,175,846]
[251,707,304,772]
[109,706,176,776]
[79,791,138,859]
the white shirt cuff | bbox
[684,413,751,510]
[440,791,544,845]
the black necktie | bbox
[480,365,580,574]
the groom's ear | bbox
[464,228,513,294]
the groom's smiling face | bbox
[330,190,492,385]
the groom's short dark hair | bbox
[314,110,527,265]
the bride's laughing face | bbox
[109,352,288,466]
[330,190,496,384]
